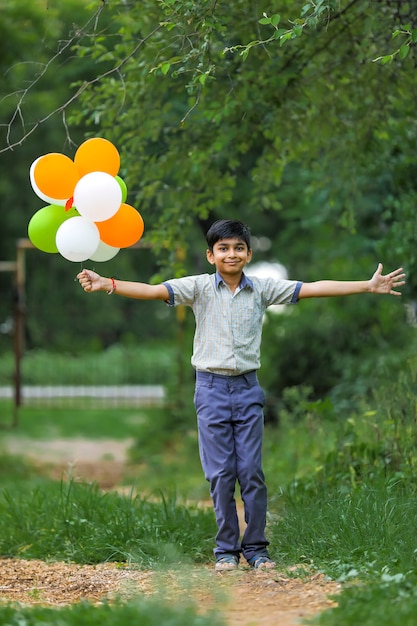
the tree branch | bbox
[0,4,166,154]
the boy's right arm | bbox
[77,269,169,301]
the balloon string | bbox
[74,262,84,282]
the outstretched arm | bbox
[77,269,169,301]
[299,263,406,299]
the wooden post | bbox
[0,261,17,427]
[13,239,33,422]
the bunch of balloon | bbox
[27,138,144,262]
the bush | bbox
[259,294,412,407]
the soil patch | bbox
[0,558,339,625]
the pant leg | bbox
[194,371,270,561]
[194,374,241,559]
[229,374,270,562]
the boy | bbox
[77,219,405,571]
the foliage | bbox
[62,1,417,277]
[262,357,417,492]
[263,360,417,593]
[313,358,417,487]
[3,1,414,276]
[259,284,413,404]
[263,362,417,624]
[0,1,414,419]
[0,0,96,256]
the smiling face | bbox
[206,237,252,278]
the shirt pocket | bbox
[232,303,261,346]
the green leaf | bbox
[380,54,394,65]
[161,62,171,75]
[412,29,417,43]
[259,17,271,25]
[399,44,410,59]
[160,20,176,31]
[306,16,318,28]
[273,28,288,40]
[271,14,281,27]
[280,32,293,46]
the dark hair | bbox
[206,219,251,251]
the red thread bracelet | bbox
[107,277,116,295]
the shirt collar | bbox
[215,271,254,290]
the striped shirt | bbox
[164,271,302,376]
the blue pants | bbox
[194,370,270,562]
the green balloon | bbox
[115,175,128,203]
[28,204,79,253]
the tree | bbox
[56,1,415,284]
[3,1,417,273]
[0,1,414,400]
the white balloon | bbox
[73,171,122,222]
[56,216,100,262]
[29,157,67,206]
[89,240,120,262]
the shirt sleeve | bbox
[162,282,175,306]
[257,277,303,306]
[291,281,303,303]
[162,275,198,307]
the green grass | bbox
[270,476,417,579]
[309,578,417,626]
[0,479,216,565]
[261,372,417,626]
[0,597,226,626]
[0,345,177,386]
[1,403,161,439]
[1,360,417,625]
[267,475,417,626]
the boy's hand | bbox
[77,269,102,293]
[369,263,406,296]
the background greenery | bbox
[1,1,417,624]
[0,0,415,389]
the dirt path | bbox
[1,437,341,625]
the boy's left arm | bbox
[299,263,406,299]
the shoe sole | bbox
[215,563,238,571]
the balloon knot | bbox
[65,197,74,211]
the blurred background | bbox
[0,0,415,425]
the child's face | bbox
[206,237,252,277]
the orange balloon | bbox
[33,153,80,200]
[74,138,120,177]
[96,203,144,248]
